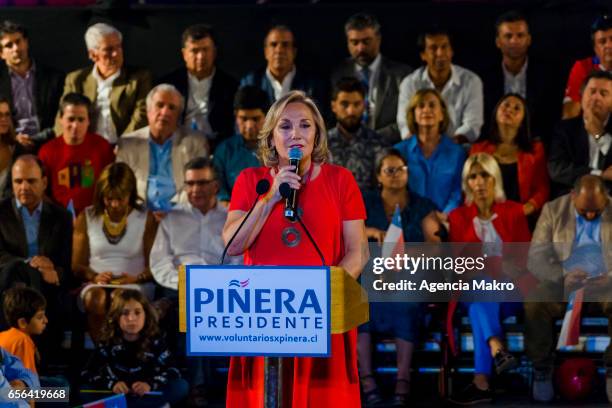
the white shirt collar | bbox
[180,200,225,220]
[421,63,460,89]
[502,58,528,78]
[92,66,121,85]
[187,68,215,86]
[266,66,296,101]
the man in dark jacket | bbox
[0,20,64,150]
[160,24,238,150]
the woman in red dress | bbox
[222,90,369,408]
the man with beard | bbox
[328,77,387,190]
[549,71,612,197]
[212,86,268,205]
[331,13,411,145]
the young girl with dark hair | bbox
[82,289,188,407]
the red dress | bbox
[227,164,366,408]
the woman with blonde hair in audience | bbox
[72,162,157,342]
[447,153,531,405]
[394,88,466,214]
[470,93,549,219]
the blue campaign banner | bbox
[186,265,331,357]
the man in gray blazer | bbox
[330,13,411,145]
[117,84,209,216]
[525,175,612,402]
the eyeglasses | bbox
[184,179,216,187]
[381,166,407,176]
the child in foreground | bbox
[0,287,48,375]
[82,289,188,407]
[0,287,69,399]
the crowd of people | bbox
[0,8,610,408]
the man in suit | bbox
[0,20,64,149]
[240,25,327,109]
[159,24,238,150]
[117,84,209,216]
[56,23,152,144]
[0,155,72,354]
[549,70,612,197]
[479,11,560,145]
[525,175,612,402]
[331,13,411,145]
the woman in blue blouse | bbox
[394,89,466,214]
[359,148,440,407]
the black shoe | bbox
[448,383,493,405]
[494,349,518,374]
[361,375,383,407]
[391,379,410,407]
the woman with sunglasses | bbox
[359,148,440,406]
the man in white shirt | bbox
[240,25,327,110]
[56,23,152,143]
[151,156,240,291]
[396,28,483,143]
[150,156,237,404]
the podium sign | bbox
[186,265,331,357]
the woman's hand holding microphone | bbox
[266,164,301,204]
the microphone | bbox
[282,147,303,222]
[220,179,271,265]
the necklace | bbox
[301,162,315,185]
[102,209,129,245]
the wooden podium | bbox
[178,265,369,334]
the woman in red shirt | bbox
[223,90,368,408]
[470,93,549,219]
